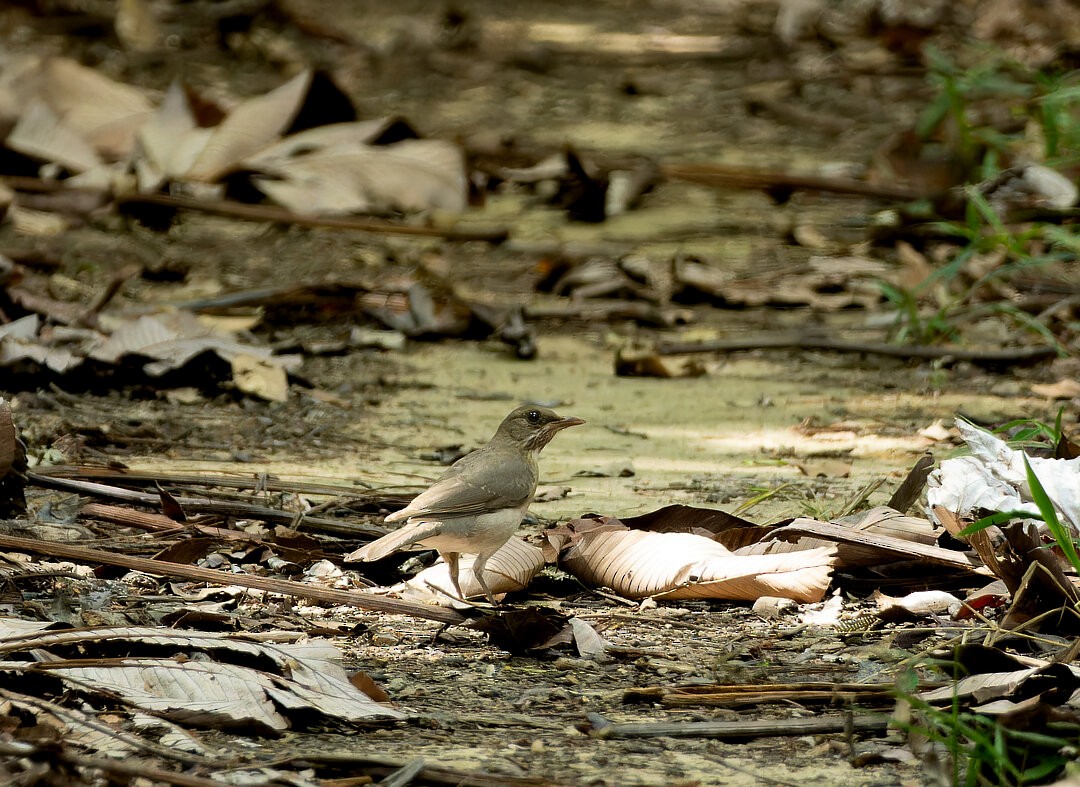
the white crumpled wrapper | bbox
[927,419,1080,532]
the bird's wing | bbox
[386,449,535,522]
[345,520,445,561]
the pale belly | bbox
[416,507,526,555]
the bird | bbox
[347,405,585,604]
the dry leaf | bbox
[0,688,143,756]
[793,458,852,478]
[918,419,953,442]
[39,58,154,158]
[251,139,467,215]
[555,523,835,602]
[241,118,415,167]
[468,607,570,655]
[115,0,164,53]
[6,99,102,173]
[231,353,289,402]
[186,70,313,182]
[873,589,962,618]
[0,627,404,732]
[136,81,214,191]
[620,503,767,544]
[615,347,706,378]
[350,671,392,704]
[87,311,300,384]
[917,645,1080,708]
[0,314,80,373]
[393,536,545,606]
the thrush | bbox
[348,405,584,604]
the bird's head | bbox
[497,405,585,452]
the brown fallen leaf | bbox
[615,347,706,378]
[349,671,392,704]
[792,458,852,478]
[231,354,289,402]
[550,520,835,602]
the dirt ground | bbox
[2,0,1076,784]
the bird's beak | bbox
[547,415,585,434]
[527,414,585,451]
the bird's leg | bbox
[471,554,498,606]
[442,552,465,600]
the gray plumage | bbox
[348,405,584,603]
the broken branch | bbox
[0,530,465,625]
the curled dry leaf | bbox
[740,505,942,567]
[872,589,962,619]
[0,688,142,756]
[6,99,102,173]
[917,644,1080,711]
[250,138,468,216]
[393,536,545,606]
[136,80,214,191]
[185,70,313,182]
[551,519,835,602]
[39,58,154,159]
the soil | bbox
[1,0,1074,784]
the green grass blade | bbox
[1024,455,1080,574]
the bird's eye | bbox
[526,409,541,424]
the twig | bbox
[27,472,388,538]
[54,753,228,787]
[379,757,426,787]
[770,519,990,574]
[0,687,225,768]
[77,262,143,328]
[269,753,551,787]
[660,162,933,201]
[2,176,509,242]
[622,681,904,708]
[32,464,412,503]
[585,711,890,739]
[0,530,466,625]
[115,193,509,243]
[655,335,1060,366]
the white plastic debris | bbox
[927,419,1080,532]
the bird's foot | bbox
[423,580,494,610]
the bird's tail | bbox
[345,521,439,562]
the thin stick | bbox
[656,335,1059,366]
[115,193,509,243]
[0,530,465,625]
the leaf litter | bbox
[1,1,1080,785]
